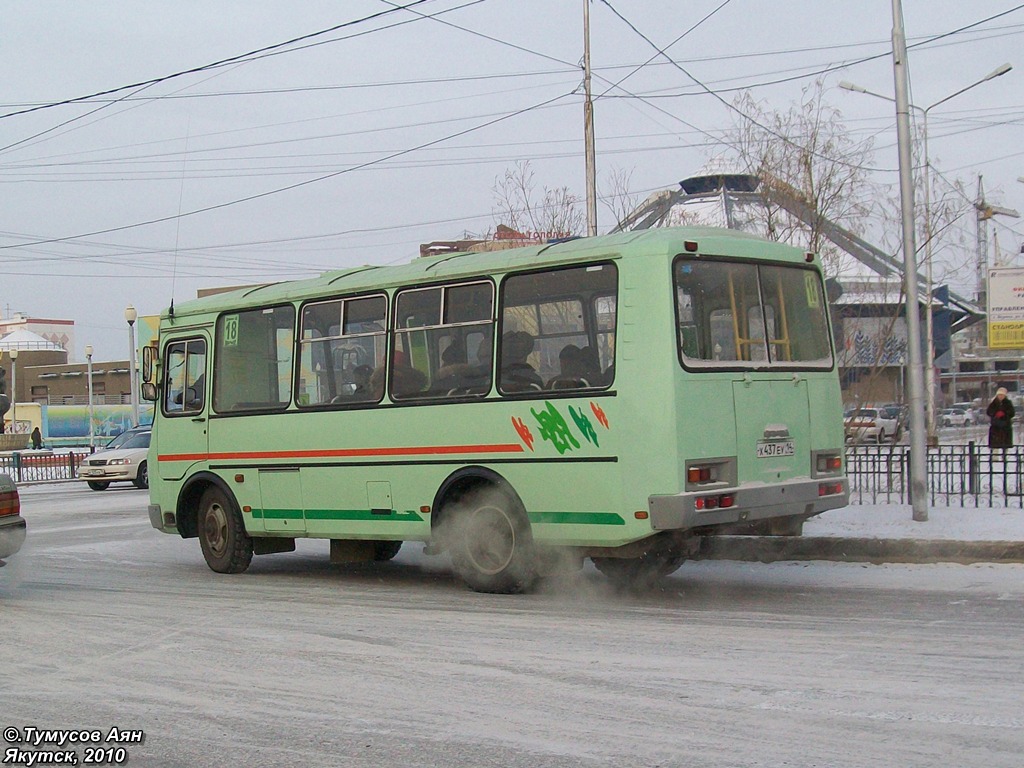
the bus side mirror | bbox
[141,382,158,402]
[142,346,155,383]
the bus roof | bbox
[161,226,808,321]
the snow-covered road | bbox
[3,484,1023,767]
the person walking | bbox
[986,387,1015,449]
[30,426,43,450]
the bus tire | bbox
[197,487,253,574]
[446,487,536,594]
[87,481,110,491]
[372,541,403,561]
[132,461,149,490]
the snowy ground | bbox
[2,485,1023,767]
[806,501,1024,541]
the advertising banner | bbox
[987,267,1024,349]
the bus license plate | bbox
[757,440,794,458]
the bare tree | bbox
[727,80,878,277]
[493,160,584,238]
[599,165,639,232]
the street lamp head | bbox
[9,348,18,360]
[124,305,137,325]
[85,344,94,359]
[838,80,867,94]
[984,63,1012,81]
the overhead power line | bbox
[0,0,443,122]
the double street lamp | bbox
[840,62,1013,446]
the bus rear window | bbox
[675,258,832,370]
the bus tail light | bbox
[0,489,20,517]
[696,493,735,510]
[818,482,843,497]
[816,454,842,473]
[687,466,716,484]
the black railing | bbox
[846,442,1024,507]
[0,451,84,483]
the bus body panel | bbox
[146,227,849,563]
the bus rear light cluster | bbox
[695,493,735,511]
[688,465,718,484]
[0,490,20,517]
[816,455,842,473]
[818,482,843,497]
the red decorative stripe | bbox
[158,443,525,462]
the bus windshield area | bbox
[675,257,833,370]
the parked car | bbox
[0,473,25,563]
[844,407,900,443]
[878,404,907,440]
[940,407,975,427]
[77,431,151,491]
[103,425,151,451]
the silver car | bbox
[77,431,151,491]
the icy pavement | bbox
[806,502,1024,541]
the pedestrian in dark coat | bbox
[30,426,43,449]
[987,388,1015,449]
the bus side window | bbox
[163,339,206,415]
[392,281,494,400]
[299,295,387,407]
[500,263,617,395]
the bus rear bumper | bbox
[648,478,849,531]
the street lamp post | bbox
[85,345,95,452]
[125,306,140,427]
[8,348,17,434]
[840,62,1012,447]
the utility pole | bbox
[583,0,598,237]
[891,0,929,522]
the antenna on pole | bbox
[583,0,598,237]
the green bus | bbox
[144,227,848,592]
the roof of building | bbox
[0,328,64,351]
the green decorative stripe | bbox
[252,508,302,521]
[251,508,423,522]
[528,511,626,526]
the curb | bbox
[696,536,1024,565]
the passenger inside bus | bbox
[383,351,428,399]
[499,331,543,392]
[434,333,492,395]
[549,344,588,389]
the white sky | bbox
[1,1,1022,361]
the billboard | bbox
[987,267,1024,350]
[840,316,908,367]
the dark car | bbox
[0,473,25,564]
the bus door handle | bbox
[191,417,207,423]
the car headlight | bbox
[108,458,133,465]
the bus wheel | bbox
[132,461,149,490]
[87,481,110,491]
[593,553,684,590]
[197,487,253,574]
[447,488,536,594]
[372,541,403,561]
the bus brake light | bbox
[687,466,715,484]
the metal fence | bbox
[847,442,1024,507]
[0,452,84,483]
